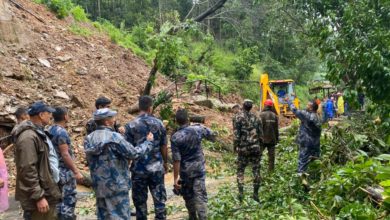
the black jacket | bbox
[260,108,279,145]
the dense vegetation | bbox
[33,0,390,218]
[209,113,390,219]
[34,0,390,115]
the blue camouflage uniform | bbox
[288,101,322,173]
[124,114,167,220]
[48,125,77,220]
[171,124,216,220]
[84,126,153,220]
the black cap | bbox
[95,96,111,109]
[28,101,55,116]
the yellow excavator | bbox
[259,73,300,117]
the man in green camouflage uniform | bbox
[233,99,263,202]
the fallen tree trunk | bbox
[142,58,158,96]
[193,0,228,22]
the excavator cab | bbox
[259,73,300,117]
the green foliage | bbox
[153,91,174,128]
[42,0,74,18]
[376,154,390,211]
[307,0,390,116]
[166,204,185,216]
[338,202,377,220]
[130,23,154,50]
[295,85,311,108]
[314,157,379,214]
[71,6,88,22]
[209,138,309,219]
[209,112,389,219]
[210,46,236,77]
[232,46,259,80]
[93,20,149,60]
[153,25,182,80]
[69,24,92,37]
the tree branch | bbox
[142,0,230,96]
[194,0,229,22]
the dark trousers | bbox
[260,143,276,172]
[297,145,320,173]
[132,172,167,220]
[236,154,261,197]
[182,176,208,220]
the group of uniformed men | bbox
[12,95,216,220]
[233,98,321,201]
[12,93,321,220]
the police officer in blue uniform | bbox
[125,96,168,220]
[171,109,216,220]
[287,99,321,173]
[84,108,154,220]
[49,107,83,220]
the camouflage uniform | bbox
[288,101,322,173]
[171,124,216,220]
[124,114,167,220]
[84,126,153,220]
[233,111,263,201]
[48,125,77,220]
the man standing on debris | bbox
[286,98,321,174]
[124,96,168,220]
[14,101,61,220]
[84,108,154,220]
[171,109,216,220]
[260,99,279,172]
[233,99,263,202]
[48,107,84,220]
[85,96,125,135]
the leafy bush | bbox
[376,154,390,211]
[93,20,150,61]
[232,46,259,80]
[131,23,154,50]
[42,0,74,18]
[210,46,236,77]
[71,5,88,22]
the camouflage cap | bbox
[93,108,117,120]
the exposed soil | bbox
[0,1,293,219]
